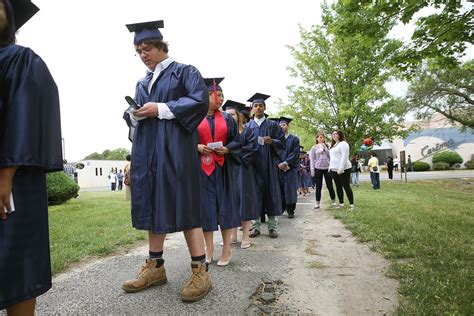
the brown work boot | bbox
[122,258,167,293]
[180,261,212,302]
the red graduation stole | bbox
[198,111,228,176]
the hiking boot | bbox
[122,258,167,293]
[249,229,261,238]
[181,261,212,302]
[269,229,279,238]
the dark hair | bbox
[136,39,169,53]
[0,0,16,46]
[330,130,346,148]
[371,152,377,157]
[126,154,131,161]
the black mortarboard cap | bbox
[126,20,164,45]
[269,118,279,122]
[10,0,39,30]
[279,116,293,125]
[203,77,225,92]
[241,106,251,117]
[222,100,245,112]
[247,93,270,104]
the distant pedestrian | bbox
[108,168,117,191]
[116,169,124,190]
[124,155,131,201]
[407,155,413,172]
[350,154,361,186]
[368,152,380,189]
[386,156,394,180]
[393,156,399,172]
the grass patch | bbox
[307,261,328,269]
[48,191,145,274]
[330,179,474,314]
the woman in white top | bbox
[329,130,354,209]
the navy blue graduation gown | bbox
[0,44,63,309]
[280,134,300,205]
[199,112,241,232]
[236,126,261,221]
[123,61,208,233]
[246,119,285,216]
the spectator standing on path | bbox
[350,154,361,186]
[299,151,311,196]
[368,152,381,189]
[393,155,399,172]
[309,132,337,209]
[197,78,241,266]
[116,169,124,190]
[277,117,300,219]
[123,155,131,201]
[386,156,394,180]
[329,130,354,209]
[247,93,286,239]
[121,20,211,302]
[108,168,117,191]
[0,0,63,314]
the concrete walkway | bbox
[30,192,400,315]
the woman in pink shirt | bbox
[309,132,336,209]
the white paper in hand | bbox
[3,192,15,213]
[257,136,265,146]
[207,141,223,150]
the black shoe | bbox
[288,213,294,219]
[249,229,261,238]
[269,229,278,238]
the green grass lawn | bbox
[331,179,474,315]
[48,191,145,274]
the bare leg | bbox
[231,227,237,242]
[203,231,214,261]
[148,231,166,252]
[183,227,206,257]
[220,228,232,262]
[7,298,36,316]
[241,220,251,243]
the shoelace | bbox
[138,264,151,279]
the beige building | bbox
[75,160,128,189]
[389,114,474,166]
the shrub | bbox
[432,151,463,166]
[47,171,80,205]
[432,162,450,171]
[413,161,430,171]
[465,160,474,170]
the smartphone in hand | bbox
[125,96,141,111]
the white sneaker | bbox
[339,203,345,208]
[332,203,339,209]
[349,204,355,210]
[313,204,320,209]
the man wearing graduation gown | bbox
[122,20,211,302]
[1,0,63,313]
[277,117,300,218]
[246,93,285,239]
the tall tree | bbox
[407,59,474,129]
[284,2,409,154]
[364,0,473,73]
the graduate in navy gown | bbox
[0,1,63,313]
[246,93,285,239]
[198,79,241,266]
[122,20,211,302]
[277,117,300,218]
[223,100,260,249]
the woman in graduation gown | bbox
[198,79,241,266]
[0,0,63,313]
[223,100,260,249]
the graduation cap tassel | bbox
[213,79,219,107]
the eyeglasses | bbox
[135,46,155,56]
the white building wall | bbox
[76,160,128,189]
